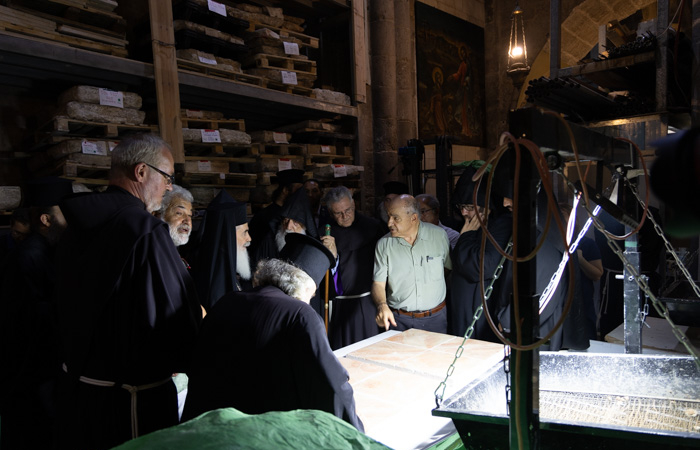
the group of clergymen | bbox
[0,133,594,450]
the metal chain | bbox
[434,239,514,407]
[599,229,700,369]
[622,177,700,299]
[503,345,511,416]
[640,277,651,328]
[538,202,602,313]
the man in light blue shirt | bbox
[372,195,452,333]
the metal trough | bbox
[433,352,700,449]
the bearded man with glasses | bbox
[53,133,201,450]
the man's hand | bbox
[320,235,338,259]
[371,281,395,330]
[461,214,483,233]
[375,303,396,330]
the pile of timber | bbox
[29,85,156,182]
[0,0,128,57]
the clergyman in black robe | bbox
[248,168,305,266]
[53,134,202,450]
[449,164,513,340]
[0,177,72,450]
[182,233,363,431]
[191,190,251,311]
[320,186,385,350]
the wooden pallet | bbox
[177,58,263,86]
[179,59,316,98]
[246,21,319,48]
[56,159,111,178]
[180,117,246,131]
[256,170,313,186]
[305,154,353,165]
[183,171,257,187]
[305,144,353,156]
[244,53,316,75]
[184,142,256,159]
[40,117,158,138]
[250,142,306,156]
[242,155,305,172]
[260,79,314,97]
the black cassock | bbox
[0,233,61,449]
[182,285,364,431]
[54,186,201,450]
[449,212,512,340]
[321,213,385,350]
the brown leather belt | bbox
[391,300,446,319]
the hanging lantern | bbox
[507,2,530,84]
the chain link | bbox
[434,239,513,407]
[622,177,700,299]
[600,227,700,368]
[503,345,511,416]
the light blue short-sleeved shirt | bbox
[373,222,452,312]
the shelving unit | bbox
[0,0,362,209]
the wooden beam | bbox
[351,0,366,103]
[148,0,184,164]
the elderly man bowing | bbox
[183,233,363,431]
[372,194,452,333]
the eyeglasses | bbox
[457,204,476,212]
[331,206,355,218]
[419,208,435,215]
[144,163,175,186]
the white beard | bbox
[237,244,252,280]
[275,228,306,252]
[169,223,191,247]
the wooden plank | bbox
[149,0,184,163]
[6,3,125,39]
[352,0,367,103]
[0,21,127,56]
[0,5,56,31]
[56,24,127,46]
[244,53,316,75]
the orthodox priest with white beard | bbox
[191,190,252,311]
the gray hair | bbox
[393,195,420,216]
[323,186,353,206]
[111,134,171,176]
[415,193,440,211]
[159,185,193,215]
[253,259,316,302]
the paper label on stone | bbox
[272,132,288,144]
[283,42,300,55]
[198,56,217,65]
[108,141,118,151]
[278,158,292,171]
[98,88,124,108]
[207,0,226,16]
[197,160,212,172]
[281,71,297,85]
[321,145,331,154]
[333,164,347,178]
[81,140,103,155]
[201,129,221,143]
[185,109,204,118]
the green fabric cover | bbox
[113,408,392,450]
